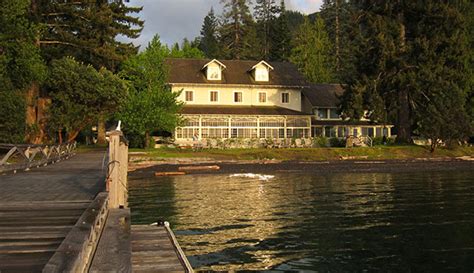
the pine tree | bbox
[219,0,257,59]
[199,8,220,58]
[254,0,279,60]
[341,1,471,147]
[35,0,143,71]
[319,0,352,79]
[290,17,335,83]
[269,0,291,61]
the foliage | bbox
[254,0,279,60]
[170,39,205,59]
[269,0,292,61]
[199,8,220,58]
[117,36,182,148]
[313,136,328,147]
[46,57,127,142]
[0,0,46,143]
[219,0,259,59]
[341,1,471,148]
[34,0,144,71]
[0,90,26,143]
[329,137,345,147]
[290,17,335,83]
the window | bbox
[207,67,220,80]
[255,68,268,81]
[210,91,219,102]
[258,92,266,103]
[318,108,329,119]
[324,126,336,137]
[234,92,243,103]
[329,109,339,119]
[185,91,193,102]
[281,92,289,103]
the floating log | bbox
[178,165,220,171]
[154,172,186,176]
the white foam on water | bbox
[229,173,275,181]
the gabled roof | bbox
[202,59,226,70]
[165,58,309,87]
[302,84,345,108]
[250,60,274,71]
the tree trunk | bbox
[34,98,51,144]
[25,82,39,143]
[396,7,411,144]
[67,130,80,143]
[335,0,340,72]
[144,131,150,149]
[58,129,63,144]
[97,115,107,145]
[397,88,411,143]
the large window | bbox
[207,67,221,80]
[329,109,339,119]
[210,91,219,102]
[256,68,269,81]
[234,92,243,103]
[317,108,329,119]
[258,92,267,103]
[281,92,289,103]
[185,91,193,102]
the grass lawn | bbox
[129,145,474,162]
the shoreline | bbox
[129,157,474,178]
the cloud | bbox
[125,0,322,48]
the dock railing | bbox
[106,130,129,209]
[0,142,76,173]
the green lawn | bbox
[128,145,474,162]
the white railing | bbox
[0,142,76,173]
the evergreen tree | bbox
[254,0,279,60]
[170,39,206,59]
[0,0,46,143]
[269,0,292,61]
[319,0,352,78]
[341,1,471,147]
[199,8,220,58]
[290,17,335,83]
[35,0,143,70]
[219,0,258,59]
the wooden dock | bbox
[132,225,192,273]
[0,135,193,272]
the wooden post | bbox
[107,130,128,209]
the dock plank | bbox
[0,151,105,272]
[131,225,190,273]
[90,208,132,273]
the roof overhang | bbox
[250,60,274,71]
[202,59,227,70]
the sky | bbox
[125,0,323,49]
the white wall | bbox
[172,85,302,112]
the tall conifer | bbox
[199,8,220,58]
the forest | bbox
[0,0,472,149]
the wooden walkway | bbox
[0,150,192,272]
[0,152,105,273]
[131,225,190,273]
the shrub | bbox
[313,137,328,147]
[329,137,345,147]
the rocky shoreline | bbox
[129,156,474,179]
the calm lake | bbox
[129,170,474,272]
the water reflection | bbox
[128,171,474,272]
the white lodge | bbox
[165,58,392,144]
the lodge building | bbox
[165,58,392,143]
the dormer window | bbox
[202,59,226,81]
[251,61,273,82]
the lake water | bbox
[129,171,474,272]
